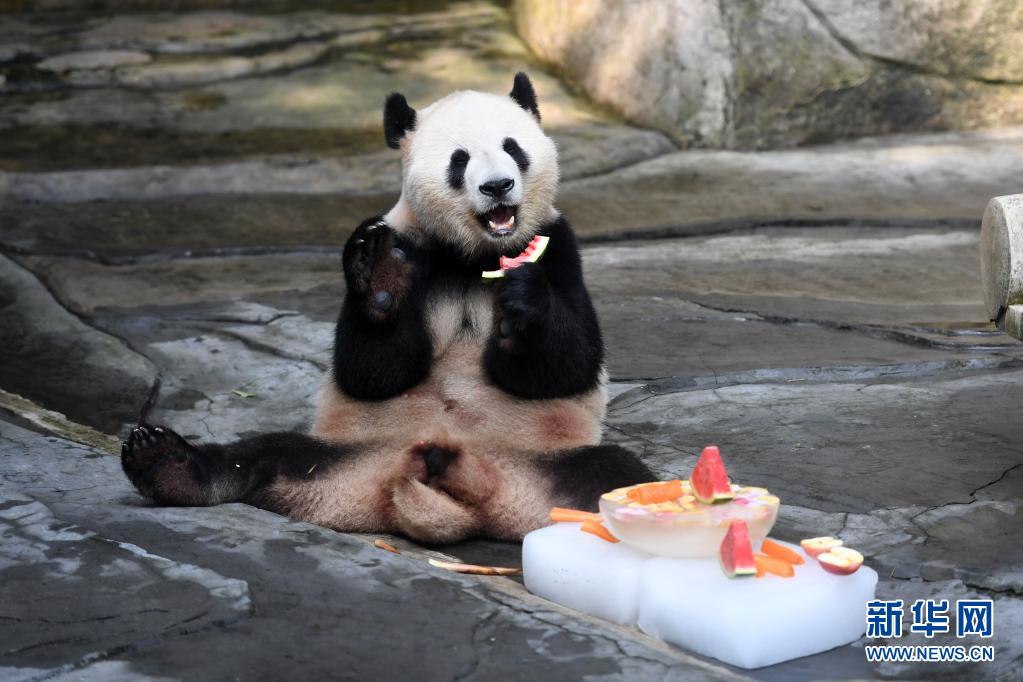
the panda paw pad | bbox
[121,424,208,504]
[346,221,412,322]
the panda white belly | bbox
[274,285,609,542]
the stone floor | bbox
[2,2,1022,680]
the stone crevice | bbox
[452,608,500,682]
[675,295,1015,354]
[11,253,166,430]
[799,0,1023,88]
[217,328,330,371]
[969,460,1023,499]
[0,215,984,265]
[609,358,1023,405]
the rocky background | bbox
[1,1,1022,680]
[515,0,1023,149]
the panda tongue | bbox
[488,205,515,234]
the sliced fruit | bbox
[800,536,844,558]
[761,538,806,565]
[817,546,864,575]
[626,480,684,505]
[482,235,550,279]
[549,507,602,524]
[719,519,757,578]
[580,519,619,543]
[754,553,795,578]
[690,445,734,504]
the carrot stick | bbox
[580,519,619,543]
[626,480,683,505]
[761,538,805,565]
[374,539,400,554]
[755,553,795,578]
[549,507,602,524]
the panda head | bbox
[383,73,559,257]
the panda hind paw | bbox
[121,424,210,505]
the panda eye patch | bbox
[448,149,470,190]
[502,137,530,173]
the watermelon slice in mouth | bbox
[477,204,518,237]
[482,235,550,280]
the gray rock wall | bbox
[513,0,1023,149]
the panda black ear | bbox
[510,72,540,122]
[384,93,416,149]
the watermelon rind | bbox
[481,235,550,281]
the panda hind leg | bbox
[540,444,656,512]
[121,424,354,510]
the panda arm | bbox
[334,219,434,400]
[484,217,604,399]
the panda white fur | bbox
[121,74,653,544]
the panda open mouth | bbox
[477,204,518,237]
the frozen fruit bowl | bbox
[599,481,779,558]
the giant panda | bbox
[121,73,654,543]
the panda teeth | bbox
[488,215,515,231]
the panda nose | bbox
[479,178,514,198]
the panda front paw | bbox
[496,262,552,338]
[121,424,211,505]
[343,219,413,323]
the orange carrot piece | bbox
[761,539,806,565]
[374,539,400,554]
[626,480,684,505]
[549,507,602,524]
[580,519,619,543]
[755,561,766,578]
[754,553,795,578]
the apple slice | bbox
[817,546,864,575]
[800,536,843,558]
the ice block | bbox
[523,525,878,669]
[522,522,649,623]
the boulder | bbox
[513,0,1023,149]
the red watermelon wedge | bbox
[690,445,734,504]
[720,519,757,578]
[482,235,550,280]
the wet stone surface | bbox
[1,1,1022,680]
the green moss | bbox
[0,388,121,454]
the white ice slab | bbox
[523,524,878,669]
[522,523,649,624]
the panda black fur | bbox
[121,74,654,543]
